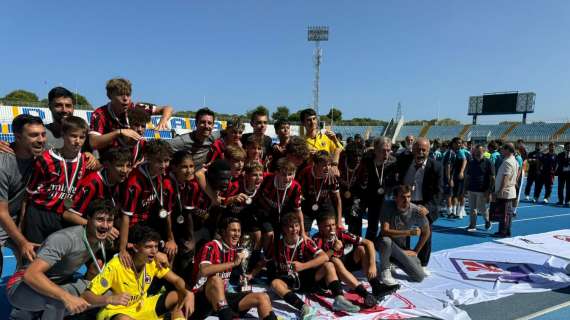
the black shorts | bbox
[268,266,325,293]
[191,289,249,319]
[452,177,465,197]
[340,248,360,272]
[243,209,275,233]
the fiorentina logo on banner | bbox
[553,235,570,242]
[449,258,534,283]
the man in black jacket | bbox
[557,142,570,207]
[396,137,443,269]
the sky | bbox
[1,0,569,124]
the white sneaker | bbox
[381,269,397,286]
[544,198,549,204]
[423,267,431,276]
[525,195,530,201]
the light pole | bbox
[308,26,329,121]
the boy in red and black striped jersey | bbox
[248,158,303,256]
[89,78,173,154]
[206,116,244,165]
[24,116,90,244]
[297,151,344,232]
[266,212,359,316]
[62,148,132,236]
[244,136,266,170]
[314,212,399,306]
[186,160,233,246]
[191,216,277,320]
[168,151,200,281]
[126,107,150,168]
[119,140,177,267]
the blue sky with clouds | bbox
[1,0,569,123]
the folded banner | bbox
[400,241,570,306]
[495,229,570,260]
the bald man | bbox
[396,137,443,270]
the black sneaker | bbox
[372,283,400,299]
[363,293,378,308]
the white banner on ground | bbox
[495,229,570,260]
[402,241,570,306]
[206,286,469,320]
[203,239,570,320]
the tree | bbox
[3,90,39,103]
[436,118,461,126]
[272,106,289,121]
[74,93,92,109]
[288,111,301,122]
[245,105,270,121]
[327,108,342,122]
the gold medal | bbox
[159,208,168,219]
[344,191,351,199]
[176,215,184,224]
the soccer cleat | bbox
[544,198,549,204]
[557,201,563,206]
[332,296,360,313]
[363,293,378,308]
[466,226,476,232]
[531,198,537,203]
[381,269,397,286]
[525,195,530,201]
[372,283,400,298]
[301,305,318,320]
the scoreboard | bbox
[468,92,535,115]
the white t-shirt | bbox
[495,155,518,199]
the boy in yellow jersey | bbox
[83,225,194,320]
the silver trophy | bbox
[239,233,255,292]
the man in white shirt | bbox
[493,143,519,237]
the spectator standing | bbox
[556,142,570,207]
[534,142,557,203]
[465,145,494,231]
[524,143,543,201]
[492,143,519,237]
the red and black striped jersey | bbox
[171,176,199,212]
[186,179,213,223]
[89,103,154,154]
[27,149,89,215]
[68,169,124,216]
[252,173,301,217]
[268,237,322,275]
[206,138,226,164]
[121,164,175,227]
[130,139,146,168]
[312,230,362,258]
[192,239,237,290]
[296,165,340,206]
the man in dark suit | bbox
[396,137,443,270]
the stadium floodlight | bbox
[308,26,329,120]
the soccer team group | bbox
[2,78,570,320]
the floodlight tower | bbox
[308,26,329,119]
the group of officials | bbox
[0,78,561,320]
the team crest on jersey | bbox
[553,235,570,242]
[450,258,534,283]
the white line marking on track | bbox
[515,300,570,320]
[435,213,570,232]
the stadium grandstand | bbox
[1,104,570,145]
